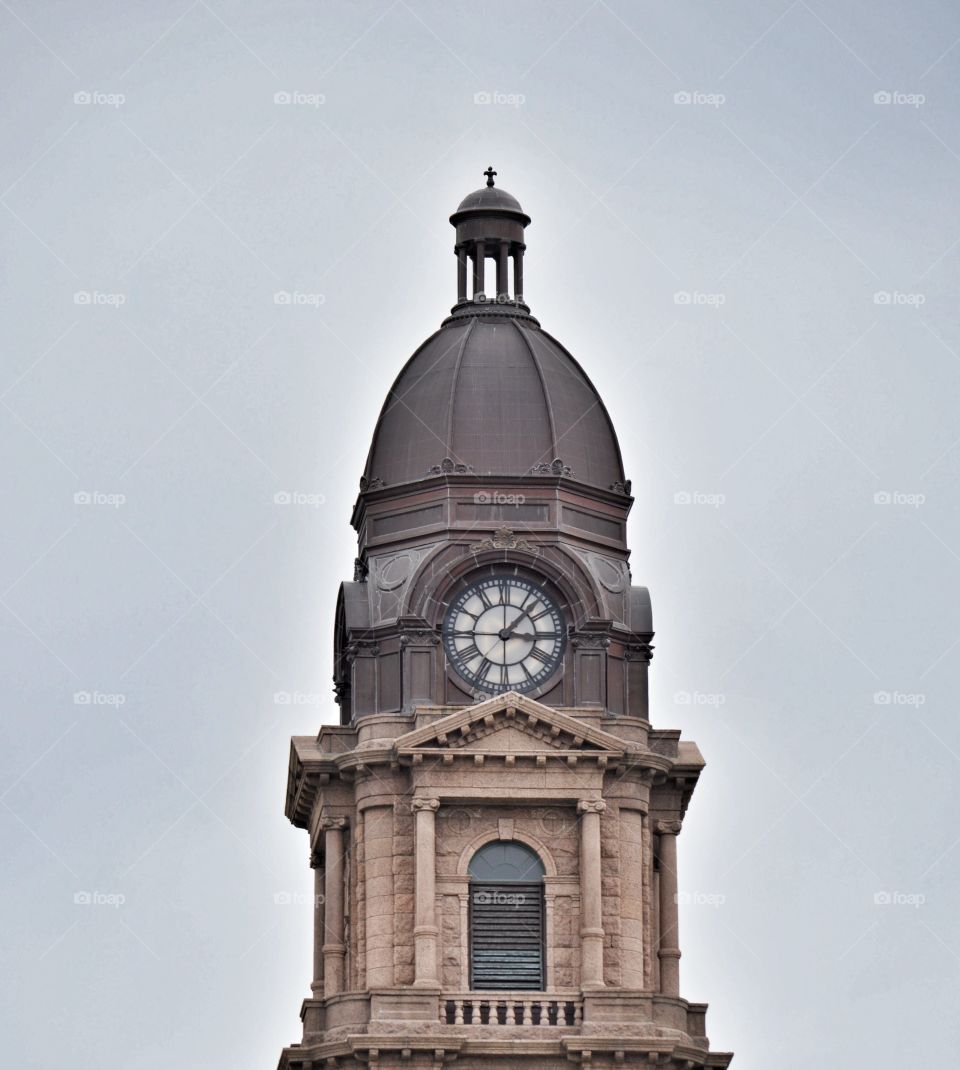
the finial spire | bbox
[483,166,497,188]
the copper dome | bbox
[361,317,625,491]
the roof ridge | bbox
[512,318,558,459]
[445,317,477,459]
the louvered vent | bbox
[469,882,544,990]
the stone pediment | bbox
[394,691,627,757]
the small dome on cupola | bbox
[453,167,530,219]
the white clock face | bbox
[442,575,565,694]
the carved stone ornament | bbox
[359,476,385,492]
[609,479,633,495]
[529,457,573,477]
[399,629,439,647]
[472,526,539,554]
[344,639,380,662]
[624,642,654,662]
[319,816,347,831]
[577,799,607,815]
[353,556,368,581]
[427,457,474,475]
[571,635,612,649]
[655,819,683,835]
[411,798,440,813]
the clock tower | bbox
[277,171,733,1070]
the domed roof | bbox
[455,185,526,215]
[362,318,625,491]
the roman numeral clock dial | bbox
[442,575,565,694]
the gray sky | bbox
[2,2,959,1067]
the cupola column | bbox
[496,240,509,299]
[321,817,347,996]
[473,241,486,299]
[657,819,682,997]
[456,245,468,302]
[412,798,440,986]
[578,799,606,988]
[513,247,524,302]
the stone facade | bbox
[277,692,732,1070]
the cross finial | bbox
[483,166,497,188]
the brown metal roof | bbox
[361,315,625,490]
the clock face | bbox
[442,575,565,695]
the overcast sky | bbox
[2,2,960,1067]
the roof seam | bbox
[513,319,558,460]
[445,318,476,459]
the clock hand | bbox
[510,631,559,641]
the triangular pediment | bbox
[395,691,627,756]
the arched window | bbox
[469,841,545,990]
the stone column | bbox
[619,807,645,988]
[578,799,606,988]
[513,248,524,302]
[497,241,509,299]
[412,798,440,987]
[310,851,325,997]
[657,819,682,997]
[321,817,347,996]
[363,805,395,989]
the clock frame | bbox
[441,573,566,695]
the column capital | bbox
[578,799,607,815]
[320,816,348,831]
[412,797,440,813]
[655,819,682,835]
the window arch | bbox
[469,841,545,990]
